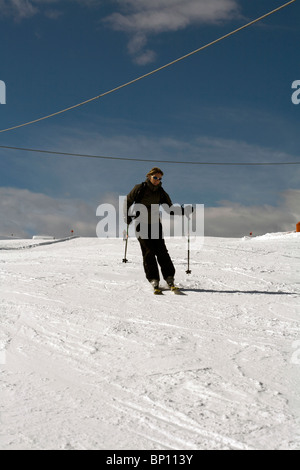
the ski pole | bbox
[186,214,191,274]
[122,224,129,263]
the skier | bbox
[124,167,179,294]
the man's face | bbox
[150,173,163,186]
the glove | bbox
[181,205,194,217]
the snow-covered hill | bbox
[0,234,299,450]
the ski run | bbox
[0,233,299,450]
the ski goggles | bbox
[152,176,162,181]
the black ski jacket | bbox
[125,179,173,224]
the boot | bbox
[150,279,159,290]
[166,276,175,288]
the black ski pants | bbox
[138,236,175,283]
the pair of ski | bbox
[154,285,185,296]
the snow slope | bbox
[0,234,299,450]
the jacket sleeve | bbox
[160,189,184,216]
[160,188,173,207]
[123,184,141,221]
[127,184,141,206]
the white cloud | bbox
[104,0,240,63]
[33,124,300,210]
[0,0,98,21]
[2,121,298,239]
[205,190,300,238]
[106,0,239,33]
[0,0,38,19]
[133,49,157,66]
[0,1,240,63]
[0,187,99,238]
[1,185,299,240]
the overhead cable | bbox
[0,0,296,134]
[0,144,299,166]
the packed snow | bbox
[0,233,299,450]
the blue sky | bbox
[0,0,299,238]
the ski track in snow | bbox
[0,235,299,450]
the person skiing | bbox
[124,167,178,294]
